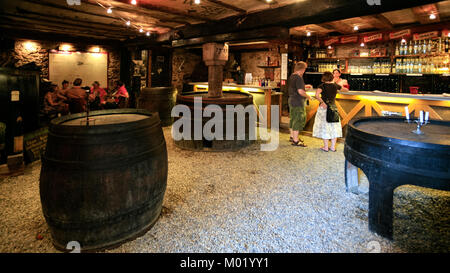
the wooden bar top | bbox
[307,89,450,102]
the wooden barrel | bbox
[344,116,450,239]
[40,109,168,251]
[174,91,255,151]
[137,87,177,127]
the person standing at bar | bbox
[333,69,349,89]
[313,72,348,152]
[288,62,311,147]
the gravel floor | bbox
[0,127,405,253]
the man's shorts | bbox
[289,105,306,132]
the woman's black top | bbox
[318,83,342,105]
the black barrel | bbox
[174,91,255,151]
[344,116,450,239]
[137,87,177,127]
[40,109,168,251]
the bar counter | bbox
[304,89,450,135]
[190,82,283,128]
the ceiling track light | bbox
[107,7,112,14]
[354,25,359,31]
[146,31,150,36]
[126,20,131,26]
[306,31,311,37]
[429,13,436,20]
[131,0,137,5]
[139,28,143,33]
[194,0,200,4]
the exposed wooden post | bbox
[203,43,228,98]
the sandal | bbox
[292,141,307,147]
[290,137,304,143]
[330,148,337,152]
[320,147,329,152]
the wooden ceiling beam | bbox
[0,15,132,39]
[109,0,214,23]
[172,26,289,47]
[176,0,442,40]
[83,0,193,26]
[360,14,394,30]
[0,26,122,46]
[412,4,440,24]
[205,0,247,14]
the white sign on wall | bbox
[49,52,108,88]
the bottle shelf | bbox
[306,72,450,76]
[308,56,390,60]
[394,53,450,58]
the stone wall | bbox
[240,50,281,83]
[1,39,121,87]
[171,48,203,92]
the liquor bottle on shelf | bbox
[445,38,449,53]
[395,45,400,56]
[408,41,413,55]
[414,40,418,55]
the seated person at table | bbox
[66,78,87,113]
[114,80,129,108]
[43,84,69,116]
[104,81,129,109]
[89,81,107,110]
[57,80,70,100]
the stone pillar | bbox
[202,43,228,98]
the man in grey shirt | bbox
[288,62,312,147]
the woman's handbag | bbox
[325,103,340,123]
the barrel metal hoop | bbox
[44,190,166,230]
[345,145,450,180]
[42,140,167,170]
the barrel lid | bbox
[62,114,148,126]
[49,109,160,135]
[350,117,450,146]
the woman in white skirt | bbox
[313,72,348,152]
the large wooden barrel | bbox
[40,109,168,251]
[344,116,450,239]
[174,91,255,151]
[137,87,177,127]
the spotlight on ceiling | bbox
[429,13,436,20]
[146,31,150,36]
[139,28,143,33]
[354,25,359,31]
[126,21,131,26]
[194,0,200,4]
[360,42,365,47]
[131,0,137,5]
[107,7,112,14]
[306,31,311,37]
